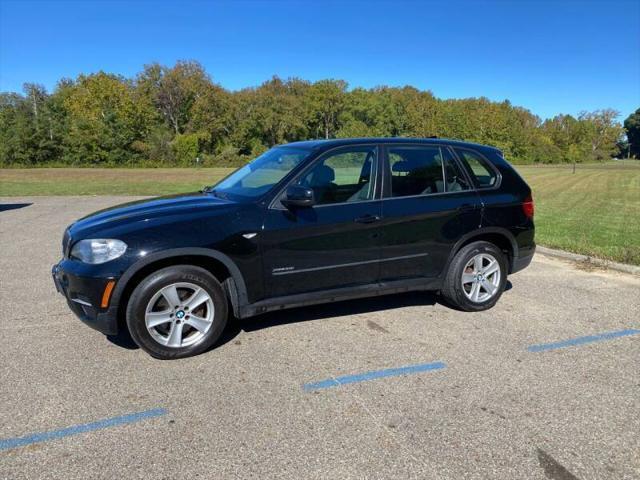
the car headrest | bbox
[310,165,335,185]
[392,161,412,173]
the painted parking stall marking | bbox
[0,408,167,452]
[527,329,640,353]
[303,361,446,391]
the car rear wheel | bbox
[126,265,228,359]
[441,241,508,312]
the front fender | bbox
[110,247,249,312]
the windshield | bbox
[208,146,311,200]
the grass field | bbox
[0,168,232,196]
[515,162,640,265]
[1,162,639,265]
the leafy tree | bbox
[306,79,347,139]
[189,82,233,151]
[623,108,640,157]
[173,132,207,166]
[404,88,440,138]
[246,76,309,147]
[0,93,31,165]
[0,60,628,167]
[137,61,209,135]
[578,109,623,161]
[62,72,154,165]
[0,84,65,166]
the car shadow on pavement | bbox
[106,329,139,350]
[0,203,32,212]
[240,290,439,332]
[238,280,512,333]
[203,291,441,353]
[106,282,513,353]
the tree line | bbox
[0,60,633,167]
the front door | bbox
[262,145,382,297]
[378,144,482,280]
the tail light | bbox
[522,193,534,218]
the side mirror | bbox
[281,185,315,208]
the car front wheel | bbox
[126,265,228,359]
[441,241,508,312]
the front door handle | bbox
[355,214,381,224]
[457,204,475,212]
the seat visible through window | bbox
[298,146,378,205]
[305,165,337,204]
[388,145,470,197]
[389,147,443,197]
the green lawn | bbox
[1,162,639,265]
[0,168,233,196]
[515,162,640,265]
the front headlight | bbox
[71,239,127,264]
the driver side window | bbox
[298,147,377,205]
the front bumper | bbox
[52,261,119,335]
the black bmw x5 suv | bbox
[53,138,535,359]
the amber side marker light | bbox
[101,280,116,308]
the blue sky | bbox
[1,0,639,120]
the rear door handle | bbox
[355,214,381,224]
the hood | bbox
[68,192,235,240]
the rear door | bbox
[378,143,482,280]
[262,145,383,297]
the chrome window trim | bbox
[312,198,382,209]
[380,189,473,202]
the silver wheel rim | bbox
[461,253,501,303]
[145,282,214,348]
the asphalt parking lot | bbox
[1,197,639,480]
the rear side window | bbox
[442,147,472,192]
[454,148,498,188]
[387,146,470,197]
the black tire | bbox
[126,265,228,359]
[440,241,508,312]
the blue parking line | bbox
[0,408,167,452]
[303,361,446,391]
[527,329,640,353]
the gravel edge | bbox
[536,246,640,276]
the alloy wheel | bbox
[145,282,214,348]
[461,253,501,303]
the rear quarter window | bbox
[454,148,499,188]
